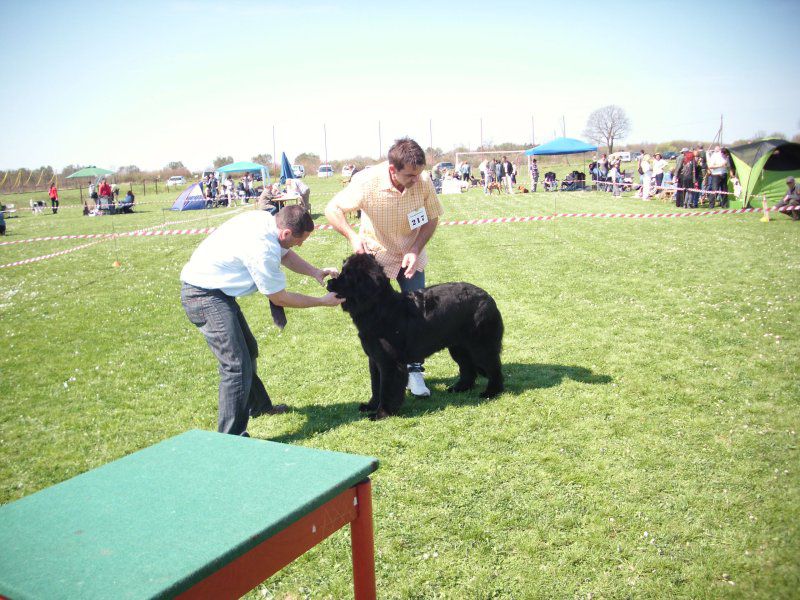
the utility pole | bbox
[378,120,382,159]
[429,118,433,154]
[480,117,483,150]
[323,123,328,166]
[531,115,535,146]
[272,125,277,176]
[561,116,566,138]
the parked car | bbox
[292,165,305,178]
[166,175,186,187]
[341,164,356,177]
[317,164,334,178]
[661,151,678,160]
[631,152,643,162]
[434,161,455,174]
[609,151,631,163]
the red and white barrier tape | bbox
[0,240,104,269]
[2,205,792,269]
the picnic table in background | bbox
[0,430,379,599]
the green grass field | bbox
[1,174,798,598]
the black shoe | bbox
[250,404,289,418]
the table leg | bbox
[351,479,376,600]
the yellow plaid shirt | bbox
[330,162,444,278]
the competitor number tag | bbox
[407,207,428,230]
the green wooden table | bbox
[0,430,379,599]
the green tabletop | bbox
[0,430,378,600]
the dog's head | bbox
[327,253,392,314]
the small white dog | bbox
[30,199,45,214]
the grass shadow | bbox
[265,363,612,441]
[265,401,364,444]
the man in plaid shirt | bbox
[325,138,444,396]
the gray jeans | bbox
[181,283,273,435]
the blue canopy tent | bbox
[217,161,270,184]
[525,137,597,191]
[525,137,597,156]
[170,183,207,211]
[279,153,294,184]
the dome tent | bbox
[727,139,800,208]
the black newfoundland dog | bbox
[327,253,504,419]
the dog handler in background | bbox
[325,137,444,397]
[180,205,342,436]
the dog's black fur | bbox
[327,253,504,419]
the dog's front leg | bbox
[371,362,407,420]
[359,358,381,413]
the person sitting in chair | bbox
[120,190,136,213]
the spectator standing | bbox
[529,158,539,192]
[675,149,698,208]
[460,161,471,183]
[111,182,120,201]
[501,156,514,194]
[48,182,59,214]
[494,159,503,188]
[597,153,609,191]
[325,137,444,396]
[484,159,496,195]
[652,153,668,191]
[88,181,98,211]
[478,159,487,184]
[638,152,652,200]
[706,146,729,208]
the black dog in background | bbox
[327,253,504,420]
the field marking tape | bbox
[0,240,105,269]
[0,205,791,269]
[0,205,251,246]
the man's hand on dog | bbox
[314,267,339,287]
[401,252,419,277]
[320,291,344,306]
[349,234,367,254]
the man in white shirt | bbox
[180,205,342,436]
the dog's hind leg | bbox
[472,349,504,399]
[446,345,477,393]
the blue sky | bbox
[1,0,798,171]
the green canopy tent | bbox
[65,166,114,179]
[727,139,800,208]
[65,166,115,202]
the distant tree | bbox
[213,155,234,169]
[767,131,786,140]
[60,164,84,177]
[426,147,444,161]
[294,152,321,172]
[251,153,272,166]
[792,133,800,144]
[166,161,185,170]
[117,165,141,174]
[583,105,631,154]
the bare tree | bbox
[583,105,631,154]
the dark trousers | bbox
[397,268,425,372]
[50,199,59,214]
[709,174,728,208]
[181,283,273,436]
[654,173,664,189]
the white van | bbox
[292,165,305,178]
[317,164,334,178]
[609,151,631,162]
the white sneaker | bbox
[407,371,431,397]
